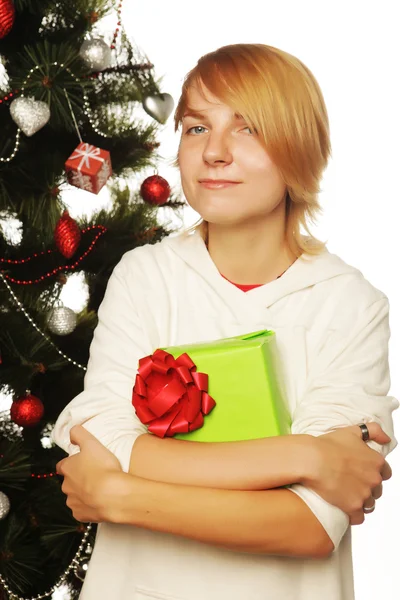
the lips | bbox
[199,179,242,189]
[199,179,241,184]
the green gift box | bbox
[132,330,291,442]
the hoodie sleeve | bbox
[287,296,399,550]
[52,255,150,473]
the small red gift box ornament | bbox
[132,349,216,438]
[65,142,112,195]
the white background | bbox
[2,1,399,598]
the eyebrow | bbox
[182,109,245,121]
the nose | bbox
[203,131,233,166]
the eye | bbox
[185,126,207,135]
[242,125,256,134]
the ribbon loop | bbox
[70,143,104,171]
[132,350,216,438]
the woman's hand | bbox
[56,425,125,523]
[302,422,392,525]
[361,458,392,519]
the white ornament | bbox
[10,97,51,137]
[80,38,111,71]
[0,491,10,520]
[47,307,77,336]
[143,93,174,124]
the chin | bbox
[187,204,234,224]
[197,213,250,227]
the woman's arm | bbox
[129,431,313,490]
[58,426,390,558]
[58,430,333,559]
[110,472,334,558]
[129,425,390,520]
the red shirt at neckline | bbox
[221,274,263,292]
[221,267,289,292]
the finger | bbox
[372,484,383,500]
[65,495,78,512]
[363,505,375,515]
[57,454,78,476]
[363,497,376,516]
[56,459,66,475]
[360,422,391,445]
[381,460,392,481]
[70,424,95,446]
[350,511,365,526]
[363,496,374,508]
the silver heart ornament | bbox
[142,93,174,124]
[10,97,51,137]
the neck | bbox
[204,202,297,285]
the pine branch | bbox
[0,439,31,492]
[0,513,45,594]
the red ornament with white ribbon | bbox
[140,174,171,205]
[65,142,112,195]
[132,349,216,438]
[10,393,44,428]
[0,0,15,40]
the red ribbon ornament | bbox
[132,349,216,438]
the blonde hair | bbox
[172,43,331,256]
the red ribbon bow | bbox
[132,349,216,438]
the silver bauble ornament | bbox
[10,97,51,137]
[80,38,111,71]
[47,306,77,336]
[0,491,10,520]
[142,93,174,124]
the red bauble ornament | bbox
[140,175,171,205]
[10,393,44,428]
[54,210,81,259]
[0,0,15,39]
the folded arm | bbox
[129,431,313,490]
[104,471,335,558]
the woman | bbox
[54,43,398,600]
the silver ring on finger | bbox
[363,501,376,514]
[358,423,370,442]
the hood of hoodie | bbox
[163,229,362,309]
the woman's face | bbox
[178,82,287,227]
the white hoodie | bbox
[53,229,398,600]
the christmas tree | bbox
[0,1,182,597]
